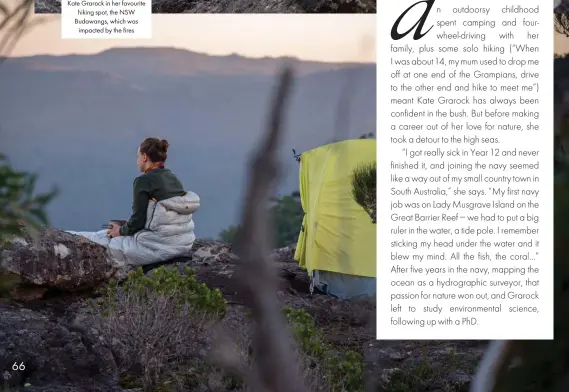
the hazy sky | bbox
[9,14,376,63]
[11,14,569,61]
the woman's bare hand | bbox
[107,222,121,238]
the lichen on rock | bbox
[1,228,127,299]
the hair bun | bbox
[159,139,169,151]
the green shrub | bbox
[96,266,227,392]
[0,153,57,247]
[101,266,227,318]
[283,307,364,392]
[350,162,376,224]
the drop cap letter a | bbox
[391,0,435,40]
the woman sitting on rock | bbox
[68,137,200,266]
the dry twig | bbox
[215,67,309,392]
[94,289,215,391]
[0,0,45,61]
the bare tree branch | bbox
[229,67,309,392]
[0,0,45,63]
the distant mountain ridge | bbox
[0,47,376,238]
[4,47,371,77]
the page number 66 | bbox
[11,362,25,371]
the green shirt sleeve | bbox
[119,176,151,236]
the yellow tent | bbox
[294,139,376,298]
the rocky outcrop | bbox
[33,0,61,13]
[271,244,296,262]
[298,0,375,13]
[157,0,375,13]
[34,0,374,13]
[191,239,239,264]
[0,303,120,392]
[363,339,485,391]
[1,229,125,300]
[0,230,248,300]
[0,229,486,392]
[0,229,283,300]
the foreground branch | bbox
[0,0,44,61]
[224,67,309,392]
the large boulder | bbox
[1,228,127,300]
[0,228,297,301]
[0,303,120,392]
